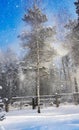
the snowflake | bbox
[15,5,19,8]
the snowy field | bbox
[1,105,79,130]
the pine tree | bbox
[19,0,56,113]
[0,49,19,98]
[65,0,79,66]
[64,0,79,94]
[70,0,79,66]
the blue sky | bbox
[0,0,77,52]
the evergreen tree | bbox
[19,0,56,113]
[65,0,79,67]
[64,0,79,94]
[70,0,79,66]
[0,49,19,98]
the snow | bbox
[1,104,79,130]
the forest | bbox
[0,0,79,101]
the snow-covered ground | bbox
[1,104,79,130]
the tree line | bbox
[0,0,79,99]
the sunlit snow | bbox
[1,105,79,130]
